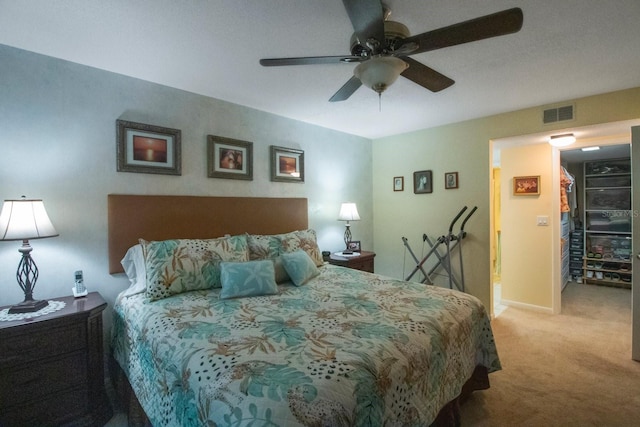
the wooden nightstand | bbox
[328,251,376,273]
[0,292,112,427]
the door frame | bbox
[492,120,638,360]
[631,125,639,361]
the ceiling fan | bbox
[260,1,523,102]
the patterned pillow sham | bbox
[246,233,289,283]
[247,229,324,272]
[219,260,278,299]
[281,249,320,286]
[246,233,281,260]
[142,235,249,301]
[279,229,324,267]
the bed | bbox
[108,195,500,426]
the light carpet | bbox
[460,282,640,426]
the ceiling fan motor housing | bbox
[350,20,410,56]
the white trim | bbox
[499,298,554,314]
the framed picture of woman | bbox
[413,170,433,194]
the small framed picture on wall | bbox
[393,176,404,191]
[444,172,459,189]
[271,146,304,183]
[413,170,433,194]
[207,135,253,180]
[116,120,181,175]
[513,175,540,195]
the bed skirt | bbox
[110,357,489,427]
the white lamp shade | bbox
[0,198,58,241]
[354,57,408,94]
[338,203,361,222]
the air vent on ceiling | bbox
[543,104,574,124]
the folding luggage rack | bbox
[402,206,477,292]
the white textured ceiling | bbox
[1,0,640,139]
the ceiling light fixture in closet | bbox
[581,146,600,152]
[548,133,576,147]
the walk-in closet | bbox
[561,144,632,290]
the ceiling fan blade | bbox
[400,7,523,55]
[400,57,454,92]
[260,56,366,66]
[329,76,362,102]
[342,0,385,51]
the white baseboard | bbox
[499,298,554,314]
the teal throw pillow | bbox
[281,250,320,286]
[219,260,278,299]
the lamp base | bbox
[8,299,48,314]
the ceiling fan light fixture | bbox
[548,133,576,147]
[354,56,408,94]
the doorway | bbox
[491,122,636,310]
[560,144,631,291]
[491,120,639,359]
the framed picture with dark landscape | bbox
[413,170,433,194]
[116,119,181,175]
[207,135,253,180]
[271,146,304,183]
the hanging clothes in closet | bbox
[560,166,576,214]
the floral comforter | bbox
[112,264,500,426]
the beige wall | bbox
[373,87,640,311]
[500,143,554,308]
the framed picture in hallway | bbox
[513,175,540,195]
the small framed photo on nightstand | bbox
[347,241,361,252]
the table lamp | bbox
[338,202,360,254]
[0,197,58,313]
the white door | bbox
[631,125,640,361]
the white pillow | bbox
[120,244,147,297]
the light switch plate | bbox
[536,215,549,226]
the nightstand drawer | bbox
[0,292,111,426]
[0,322,86,368]
[0,351,87,407]
[0,385,88,427]
[347,258,374,272]
[328,251,376,273]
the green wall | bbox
[373,87,640,310]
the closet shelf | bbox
[582,157,632,289]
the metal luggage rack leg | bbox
[402,206,477,292]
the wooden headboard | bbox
[108,194,308,274]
